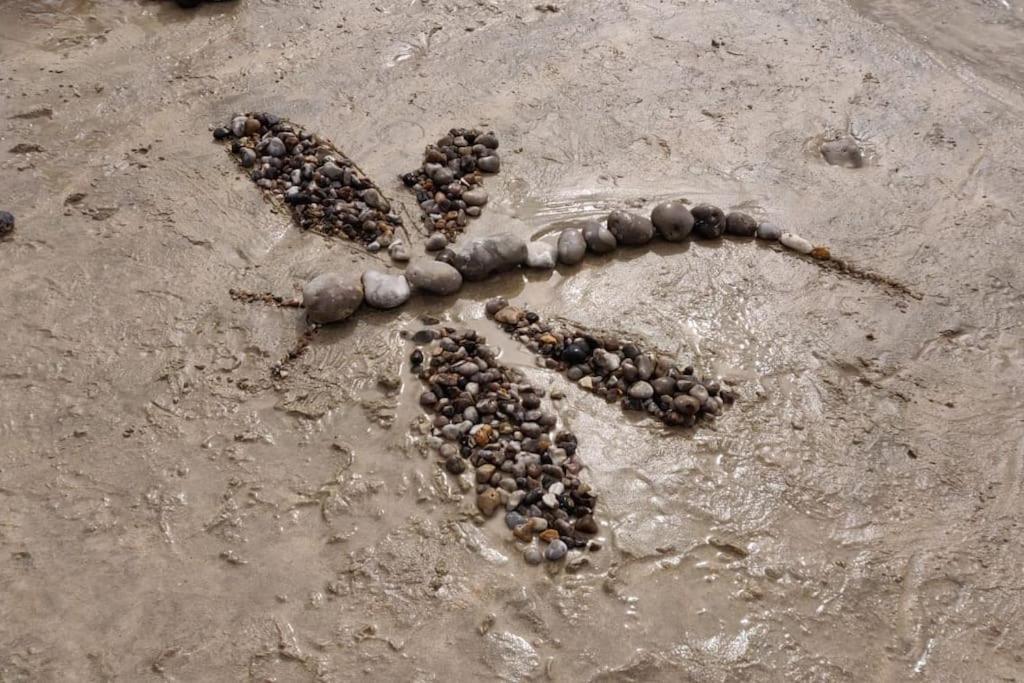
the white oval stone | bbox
[780,232,813,254]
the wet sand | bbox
[2,0,1024,679]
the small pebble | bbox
[780,232,814,254]
[545,540,568,561]
[388,240,411,262]
[755,222,782,241]
[0,210,14,237]
[524,547,544,565]
[477,155,500,173]
[425,233,449,251]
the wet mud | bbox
[3,0,1024,680]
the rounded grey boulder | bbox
[362,270,411,309]
[557,228,587,265]
[526,241,558,269]
[302,272,363,324]
[725,211,758,237]
[607,211,655,246]
[650,202,694,242]
[582,219,617,253]
[449,233,527,280]
[406,258,463,295]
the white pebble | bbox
[548,482,565,495]
[780,232,813,254]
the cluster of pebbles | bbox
[484,299,735,427]
[412,326,599,564]
[400,128,500,247]
[213,113,403,249]
[298,200,828,324]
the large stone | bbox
[725,212,758,237]
[302,272,363,324]
[362,270,411,309]
[405,258,463,295]
[557,228,587,265]
[650,202,694,241]
[582,219,617,253]
[526,241,558,269]
[607,211,655,246]
[449,233,527,281]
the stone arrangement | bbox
[400,128,500,247]
[484,299,736,428]
[412,325,599,563]
[298,200,830,324]
[213,113,403,249]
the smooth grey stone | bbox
[780,232,814,254]
[628,381,654,400]
[477,132,499,149]
[449,233,527,280]
[320,162,344,180]
[557,228,587,265]
[362,188,389,212]
[238,148,256,167]
[0,210,13,236]
[477,155,500,173]
[756,222,782,241]
[432,167,455,186]
[230,115,247,137]
[462,188,489,207]
[592,348,620,373]
[524,547,544,565]
[366,241,381,253]
[651,202,694,241]
[689,384,710,403]
[362,270,410,309]
[582,219,617,253]
[607,211,654,246]
[405,258,463,295]
[725,212,758,237]
[506,511,528,529]
[388,240,410,262]
[545,539,568,561]
[526,241,558,269]
[302,272,363,324]
[636,354,654,380]
[652,376,675,396]
[265,137,286,157]
[425,233,449,251]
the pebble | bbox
[361,270,411,309]
[265,137,286,157]
[238,148,256,167]
[557,228,587,265]
[506,511,528,529]
[425,233,449,251]
[575,515,599,535]
[545,539,568,561]
[607,211,655,246]
[756,222,782,241]
[525,240,558,269]
[463,188,489,207]
[445,455,466,474]
[388,240,411,262]
[582,219,617,253]
[650,202,694,241]
[725,212,758,237]
[477,155,500,173]
[524,547,544,565]
[0,210,14,237]
[302,272,363,324]
[780,232,814,254]
[691,204,726,239]
[628,381,654,400]
[405,259,463,295]
[477,488,502,517]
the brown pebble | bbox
[539,529,560,543]
[477,488,501,516]
[811,246,831,260]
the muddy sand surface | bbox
[2,0,1024,680]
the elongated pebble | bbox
[780,232,813,254]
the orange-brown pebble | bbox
[811,246,831,260]
[474,424,494,446]
[539,529,560,543]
